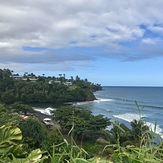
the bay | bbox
[33,86,163,137]
[73,86,163,137]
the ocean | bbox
[73,86,163,137]
[34,86,163,137]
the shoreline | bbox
[34,110,52,121]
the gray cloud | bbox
[0,0,163,71]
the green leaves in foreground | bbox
[0,124,47,162]
[12,149,47,163]
[0,124,23,157]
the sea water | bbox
[33,86,163,137]
[73,86,163,137]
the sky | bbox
[0,0,163,86]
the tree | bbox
[130,119,149,145]
[75,75,80,81]
[108,121,133,145]
[0,104,10,126]
[70,76,74,82]
[12,103,34,115]
[19,117,47,149]
[1,69,13,78]
[0,90,16,104]
[23,72,28,77]
[0,103,22,127]
[0,68,101,104]
[52,106,111,139]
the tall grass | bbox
[102,101,163,163]
[1,102,163,162]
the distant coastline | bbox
[103,86,163,88]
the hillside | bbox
[0,69,102,104]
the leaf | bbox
[26,149,43,162]
[0,125,24,157]
[11,144,26,157]
[0,125,22,143]
[12,149,47,163]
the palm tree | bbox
[110,121,133,144]
[130,119,149,145]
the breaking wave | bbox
[113,113,163,138]
[73,98,113,105]
[94,98,113,103]
[113,113,146,122]
[34,107,55,115]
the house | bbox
[48,80,61,84]
[63,81,72,86]
[11,75,37,82]
[11,75,24,80]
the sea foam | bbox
[34,107,55,115]
[74,101,93,105]
[73,98,112,105]
[94,98,113,103]
[113,113,145,122]
[146,122,163,138]
[113,113,163,138]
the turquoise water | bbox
[74,86,163,137]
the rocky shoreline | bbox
[34,110,52,122]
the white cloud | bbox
[0,0,163,71]
[148,25,163,34]
[141,38,161,44]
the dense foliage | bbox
[52,106,111,139]
[0,103,22,127]
[1,101,163,163]
[12,102,34,115]
[0,68,102,104]
[0,124,47,162]
[0,69,163,162]
[0,103,163,162]
[19,117,47,149]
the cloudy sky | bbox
[1,0,163,86]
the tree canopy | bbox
[0,69,102,104]
[52,106,111,139]
[19,117,47,149]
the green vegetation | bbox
[0,69,163,162]
[0,103,22,127]
[0,68,102,104]
[12,102,35,115]
[0,103,163,162]
[19,117,47,150]
[0,124,47,162]
[52,106,111,140]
